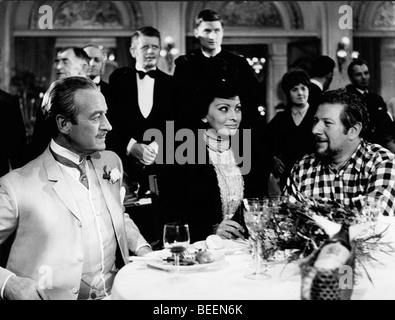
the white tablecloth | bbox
[111,217,395,300]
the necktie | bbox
[137,70,156,79]
[50,149,90,189]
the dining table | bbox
[111,217,395,301]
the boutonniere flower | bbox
[103,166,121,184]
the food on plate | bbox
[195,249,215,264]
[163,256,197,266]
[206,235,223,249]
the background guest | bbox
[345,58,388,144]
[0,76,151,300]
[265,69,316,192]
[308,55,336,110]
[285,88,395,216]
[83,44,110,102]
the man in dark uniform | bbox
[345,58,387,144]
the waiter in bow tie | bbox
[106,27,175,209]
[0,76,152,300]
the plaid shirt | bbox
[285,140,395,216]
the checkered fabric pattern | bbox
[285,140,395,216]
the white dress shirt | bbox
[135,62,155,119]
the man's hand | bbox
[3,275,50,300]
[130,143,157,165]
[135,245,153,257]
[215,220,245,239]
[273,155,285,176]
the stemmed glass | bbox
[243,198,271,280]
[163,222,190,283]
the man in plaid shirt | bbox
[285,88,395,216]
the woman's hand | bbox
[215,219,245,239]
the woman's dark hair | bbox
[187,77,241,129]
[281,69,311,104]
[320,88,369,137]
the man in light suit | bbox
[0,77,151,300]
[29,46,90,162]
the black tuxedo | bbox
[106,66,175,196]
[0,89,27,177]
[97,79,110,103]
[345,84,387,144]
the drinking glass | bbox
[163,222,190,283]
[243,198,271,280]
[361,195,384,222]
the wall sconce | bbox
[160,36,179,73]
[336,36,359,73]
[247,57,266,74]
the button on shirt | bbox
[285,140,395,216]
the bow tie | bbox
[137,70,156,79]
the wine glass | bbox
[361,195,384,222]
[163,222,190,283]
[243,198,271,280]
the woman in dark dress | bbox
[265,69,317,191]
[168,78,248,243]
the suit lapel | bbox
[44,147,82,221]
[89,155,128,262]
[89,155,123,230]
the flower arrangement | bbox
[103,166,121,184]
[247,196,394,300]
[258,197,393,274]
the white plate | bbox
[191,239,248,255]
[145,249,225,272]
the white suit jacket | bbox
[0,147,148,299]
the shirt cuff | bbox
[126,138,137,156]
[136,243,151,253]
[1,273,16,300]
